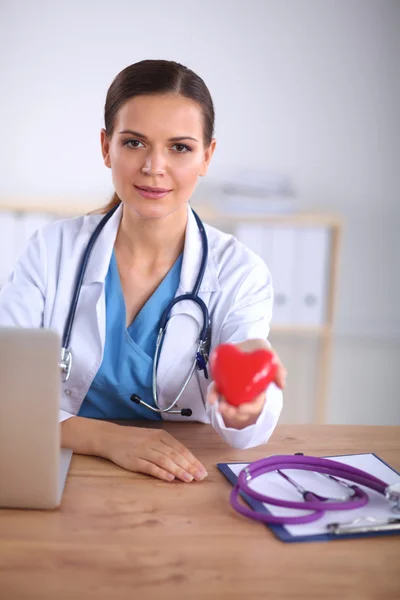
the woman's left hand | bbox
[207,339,287,430]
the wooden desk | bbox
[1,424,399,599]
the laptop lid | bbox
[0,327,67,509]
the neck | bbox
[116,205,188,269]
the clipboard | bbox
[217,453,400,543]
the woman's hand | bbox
[104,425,208,483]
[61,417,208,483]
[207,339,287,430]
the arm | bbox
[0,228,77,422]
[61,415,117,456]
[205,259,285,449]
[61,415,208,483]
[0,229,47,328]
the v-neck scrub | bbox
[78,250,183,420]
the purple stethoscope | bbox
[230,454,400,525]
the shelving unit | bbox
[0,198,343,423]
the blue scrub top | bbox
[78,250,183,420]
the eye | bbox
[124,139,145,149]
[172,143,192,153]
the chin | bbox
[127,201,184,221]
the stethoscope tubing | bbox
[230,455,388,524]
[230,486,324,524]
[62,204,120,350]
[61,204,211,415]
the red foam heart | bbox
[210,343,278,407]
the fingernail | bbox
[194,470,208,481]
[166,473,175,481]
[183,472,194,482]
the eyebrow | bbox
[118,129,199,143]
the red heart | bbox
[210,344,278,406]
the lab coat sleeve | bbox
[0,230,74,423]
[205,258,283,449]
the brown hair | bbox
[96,59,215,214]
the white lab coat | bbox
[0,204,282,448]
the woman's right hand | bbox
[104,425,208,483]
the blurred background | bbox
[0,0,399,425]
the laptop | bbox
[0,327,72,509]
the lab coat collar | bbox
[179,205,219,294]
[82,204,122,285]
[82,203,219,293]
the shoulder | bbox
[36,212,105,250]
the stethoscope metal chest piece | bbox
[385,482,400,511]
[231,455,400,526]
[60,204,211,416]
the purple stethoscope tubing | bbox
[230,455,388,525]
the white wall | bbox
[1,0,399,339]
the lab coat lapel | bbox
[82,205,123,285]
[65,205,122,384]
[156,207,218,413]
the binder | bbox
[293,227,330,325]
[235,223,266,259]
[269,228,296,324]
[235,224,296,324]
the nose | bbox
[141,149,166,177]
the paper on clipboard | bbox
[224,454,400,539]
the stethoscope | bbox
[230,454,400,525]
[59,203,211,417]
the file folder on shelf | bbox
[293,227,330,326]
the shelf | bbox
[193,206,343,228]
[0,197,343,227]
[0,197,102,217]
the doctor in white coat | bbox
[0,59,286,484]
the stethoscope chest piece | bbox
[60,347,72,382]
[385,482,400,512]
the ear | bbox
[199,138,217,177]
[101,129,112,168]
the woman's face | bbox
[101,93,216,220]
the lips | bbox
[136,185,171,193]
[134,185,172,200]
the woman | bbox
[0,60,286,483]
